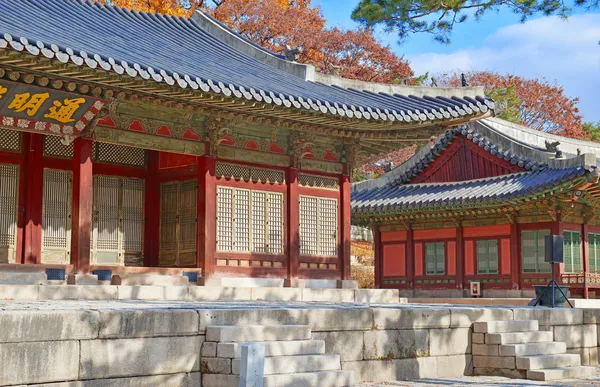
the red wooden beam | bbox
[510,222,520,290]
[456,222,465,292]
[583,223,589,299]
[406,225,414,291]
[340,172,351,280]
[71,138,93,273]
[23,133,43,264]
[198,155,216,277]
[144,150,159,267]
[287,167,300,280]
[373,228,381,288]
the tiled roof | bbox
[0,0,493,124]
[352,166,588,213]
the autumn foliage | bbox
[94,0,413,83]
[439,71,585,139]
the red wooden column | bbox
[456,221,465,293]
[71,138,93,273]
[287,167,300,280]
[583,223,590,299]
[340,172,352,280]
[510,221,520,290]
[198,155,217,277]
[405,222,415,291]
[23,133,44,264]
[144,150,159,267]
[373,227,381,288]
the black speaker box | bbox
[544,235,564,263]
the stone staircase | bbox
[473,319,596,381]
[202,325,354,387]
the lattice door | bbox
[159,180,197,266]
[0,164,19,263]
[41,169,72,264]
[122,178,144,266]
[91,176,122,265]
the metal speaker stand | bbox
[533,262,573,308]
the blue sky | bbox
[312,0,600,122]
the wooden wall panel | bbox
[414,242,423,276]
[447,241,456,276]
[464,224,511,238]
[383,243,405,277]
[465,240,475,275]
[414,228,456,240]
[381,230,407,242]
[501,237,511,275]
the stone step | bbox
[263,370,354,387]
[233,354,341,375]
[217,340,326,358]
[517,354,581,370]
[473,320,539,333]
[116,274,188,286]
[500,341,567,357]
[486,331,554,345]
[527,366,596,381]
[206,325,311,342]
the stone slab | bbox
[67,274,99,285]
[263,370,354,387]
[206,325,311,342]
[303,279,337,289]
[449,307,514,328]
[302,288,354,303]
[472,344,500,356]
[485,331,554,345]
[472,333,485,344]
[201,357,231,374]
[118,274,189,286]
[313,331,364,362]
[189,286,252,301]
[429,327,471,356]
[0,285,39,300]
[554,324,598,348]
[203,374,240,387]
[98,309,199,338]
[362,329,429,360]
[202,342,217,357]
[238,354,340,375]
[79,336,202,379]
[373,308,451,329]
[0,341,79,385]
[117,285,188,300]
[217,339,325,358]
[213,277,285,288]
[354,289,399,304]
[0,310,99,343]
[516,353,581,370]
[512,308,584,326]
[473,355,516,369]
[473,320,538,333]
[27,373,203,387]
[251,287,302,302]
[0,271,46,285]
[39,285,118,300]
[499,341,567,356]
[337,280,358,289]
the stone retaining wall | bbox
[1,305,600,385]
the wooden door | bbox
[0,164,19,263]
[91,175,121,265]
[122,178,145,266]
[41,169,72,264]
[159,180,197,266]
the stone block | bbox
[0,341,79,385]
[39,285,118,300]
[206,325,311,342]
[337,280,358,289]
[218,340,325,358]
[474,367,527,379]
[67,274,99,285]
[202,342,217,357]
[472,333,485,344]
[449,307,514,328]
[201,357,231,374]
[117,285,188,300]
[436,354,473,378]
[284,278,305,288]
[473,355,516,369]
[301,288,354,303]
[473,320,537,333]
[189,286,252,301]
[554,324,597,348]
[512,308,583,326]
[312,331,364,361]
[98,309,199,338]
[589,346,599,365]
[472,343,499,356]
[583,309,600,324]
[373,308,451,329]
[54,373,202,387]
[429,328,471,356]
[214,277,285,288]
[0,310,99,342]
[342,356,465,382]
[363,329,428,360]
[0,285,39,300]
[119,274,189,286]
[203,374,239,387]
[80,336,202,379]
[567,348,589,365]
[354,289,399,304]
[0,271,46,285]
[197,277,223,287]
[198,308,373,333]
[486,331,554,345]
[251,287,302,302]
[304,279,337,289]
[499,341,567,356]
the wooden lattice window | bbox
[41,169,72,264]
[589,233,600,274]
[300,196,338,256]
[43,136,74,159]
[217,186,284,254]
[216,162,285,184]
[298,173,339,190]
[563,230,582,274]
[0,164,19,263]
[425,242,445,275]
[0,129,21,152]
[521,230,551,273]
[93,142,146,167]
[476,239,499,274]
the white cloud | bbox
[407,14,600,121]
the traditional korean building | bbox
[352,118,600,298]
[0,0,493,284]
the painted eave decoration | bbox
[0,0,493,134]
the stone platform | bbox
[1,300,600,386]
